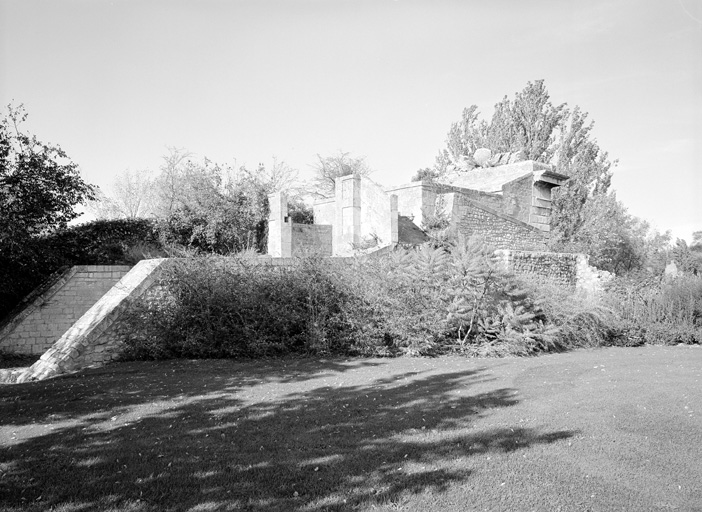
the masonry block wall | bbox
[0,265,132,355]
[386,181,436,229]
[502,175,534,226]
[267,192,292,257]
[530,182,553,231]
[495,250,581,286]
[291,225,333,256]
[494,250,612,292]
[452,197,549,250]
[359,177,398,250]
[439,185,503,212]
[15,259,167,383]
[330,175,398,256]
[313,199,335,225]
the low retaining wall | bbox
[495,249,611,292]
[0,265,132,355]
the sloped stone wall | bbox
[15,259,167,383]
[452,197,549,250]
[0,265,132,355]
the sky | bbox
[1,0,700,241]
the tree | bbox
[691,231,702,252]
[672,239,702,274]
[435,80,623,268]
[311,150,373,197]
[435,82,566,175]
[0,104,95,319]
[0,104,94,246]
[152,147,195,217]
[158,162,271,253]
[411,167,440,182]
[87,169,156,219]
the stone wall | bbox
[501,174,533,226]
[15,259,167,383]
[452,197,549,250]
[291,224,333,256]
[267,192,292,257]
[0,265,132,355]
[436,184,503,212]
[8,257,355,383]
[495,250,581,286]
[331,175,398,256]
[313,199,335,225]
[494,250,612,292]
[386,181,436,228]
[359,176,398,250]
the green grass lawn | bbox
[1,346,701,511]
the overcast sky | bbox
[1,0,700,241]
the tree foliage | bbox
[312,150,372,197]
[433,80,670,274]
[87,169,156,219]
[0,104,99,319]
[89,149,307,254]
[0,105,94,245]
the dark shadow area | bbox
[1,359,576,511]
[0,353,39,370]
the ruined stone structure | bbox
[267,160,569,257]
[0,160,605,384]
[268,174,398,257]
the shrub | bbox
[120,240,573,360]
[0,218,163,322]
[607,272,702,345]
[516,274,620,350]
[120,256,359,359]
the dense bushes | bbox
[120,242,581,360]
[606,273,702,345]
[6,224,700,359]
[0,219,163,322]
[119,241,702,361]
[120,256,358,359]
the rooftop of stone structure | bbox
[440,160,568,193]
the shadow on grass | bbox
[1,359,576,511]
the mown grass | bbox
[0,357,573,511]
[2,347,701,511]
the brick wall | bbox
[291,224,333,256]
[0,265,132,355]
[452,197,549,250]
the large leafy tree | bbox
[434,81,644,271]
[435,81,567,173]
[1,104,95,319]
[0,105,94,246]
